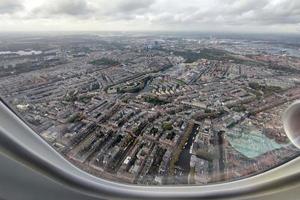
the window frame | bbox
[0,100,300,200]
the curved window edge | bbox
[1,100,300,200]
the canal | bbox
[176,124,199,176]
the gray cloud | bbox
[26,0,300,25]
[95,0,156,20]
[0,0,23,14]
[32,0,155,20]
[252,0,300,25]
[147,0,300,27]
[1,0,300,32]
[113,0,154,13]
[33,0,93,18]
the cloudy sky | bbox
[0,0,300,33]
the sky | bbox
[0,0,300,33]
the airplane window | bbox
[0,0,300,186]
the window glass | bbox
[0,0,300,186]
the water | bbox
[226,128,286,159]
[0,50,42,56]
[177,124,199,174]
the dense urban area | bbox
[0,32,300,185]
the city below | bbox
[0,32,300,185]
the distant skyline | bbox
[0,0,300,33]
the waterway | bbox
[0,50,42,56]
[176,124,199,175]
[226,127,286,159]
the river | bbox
[0,50,42,56]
